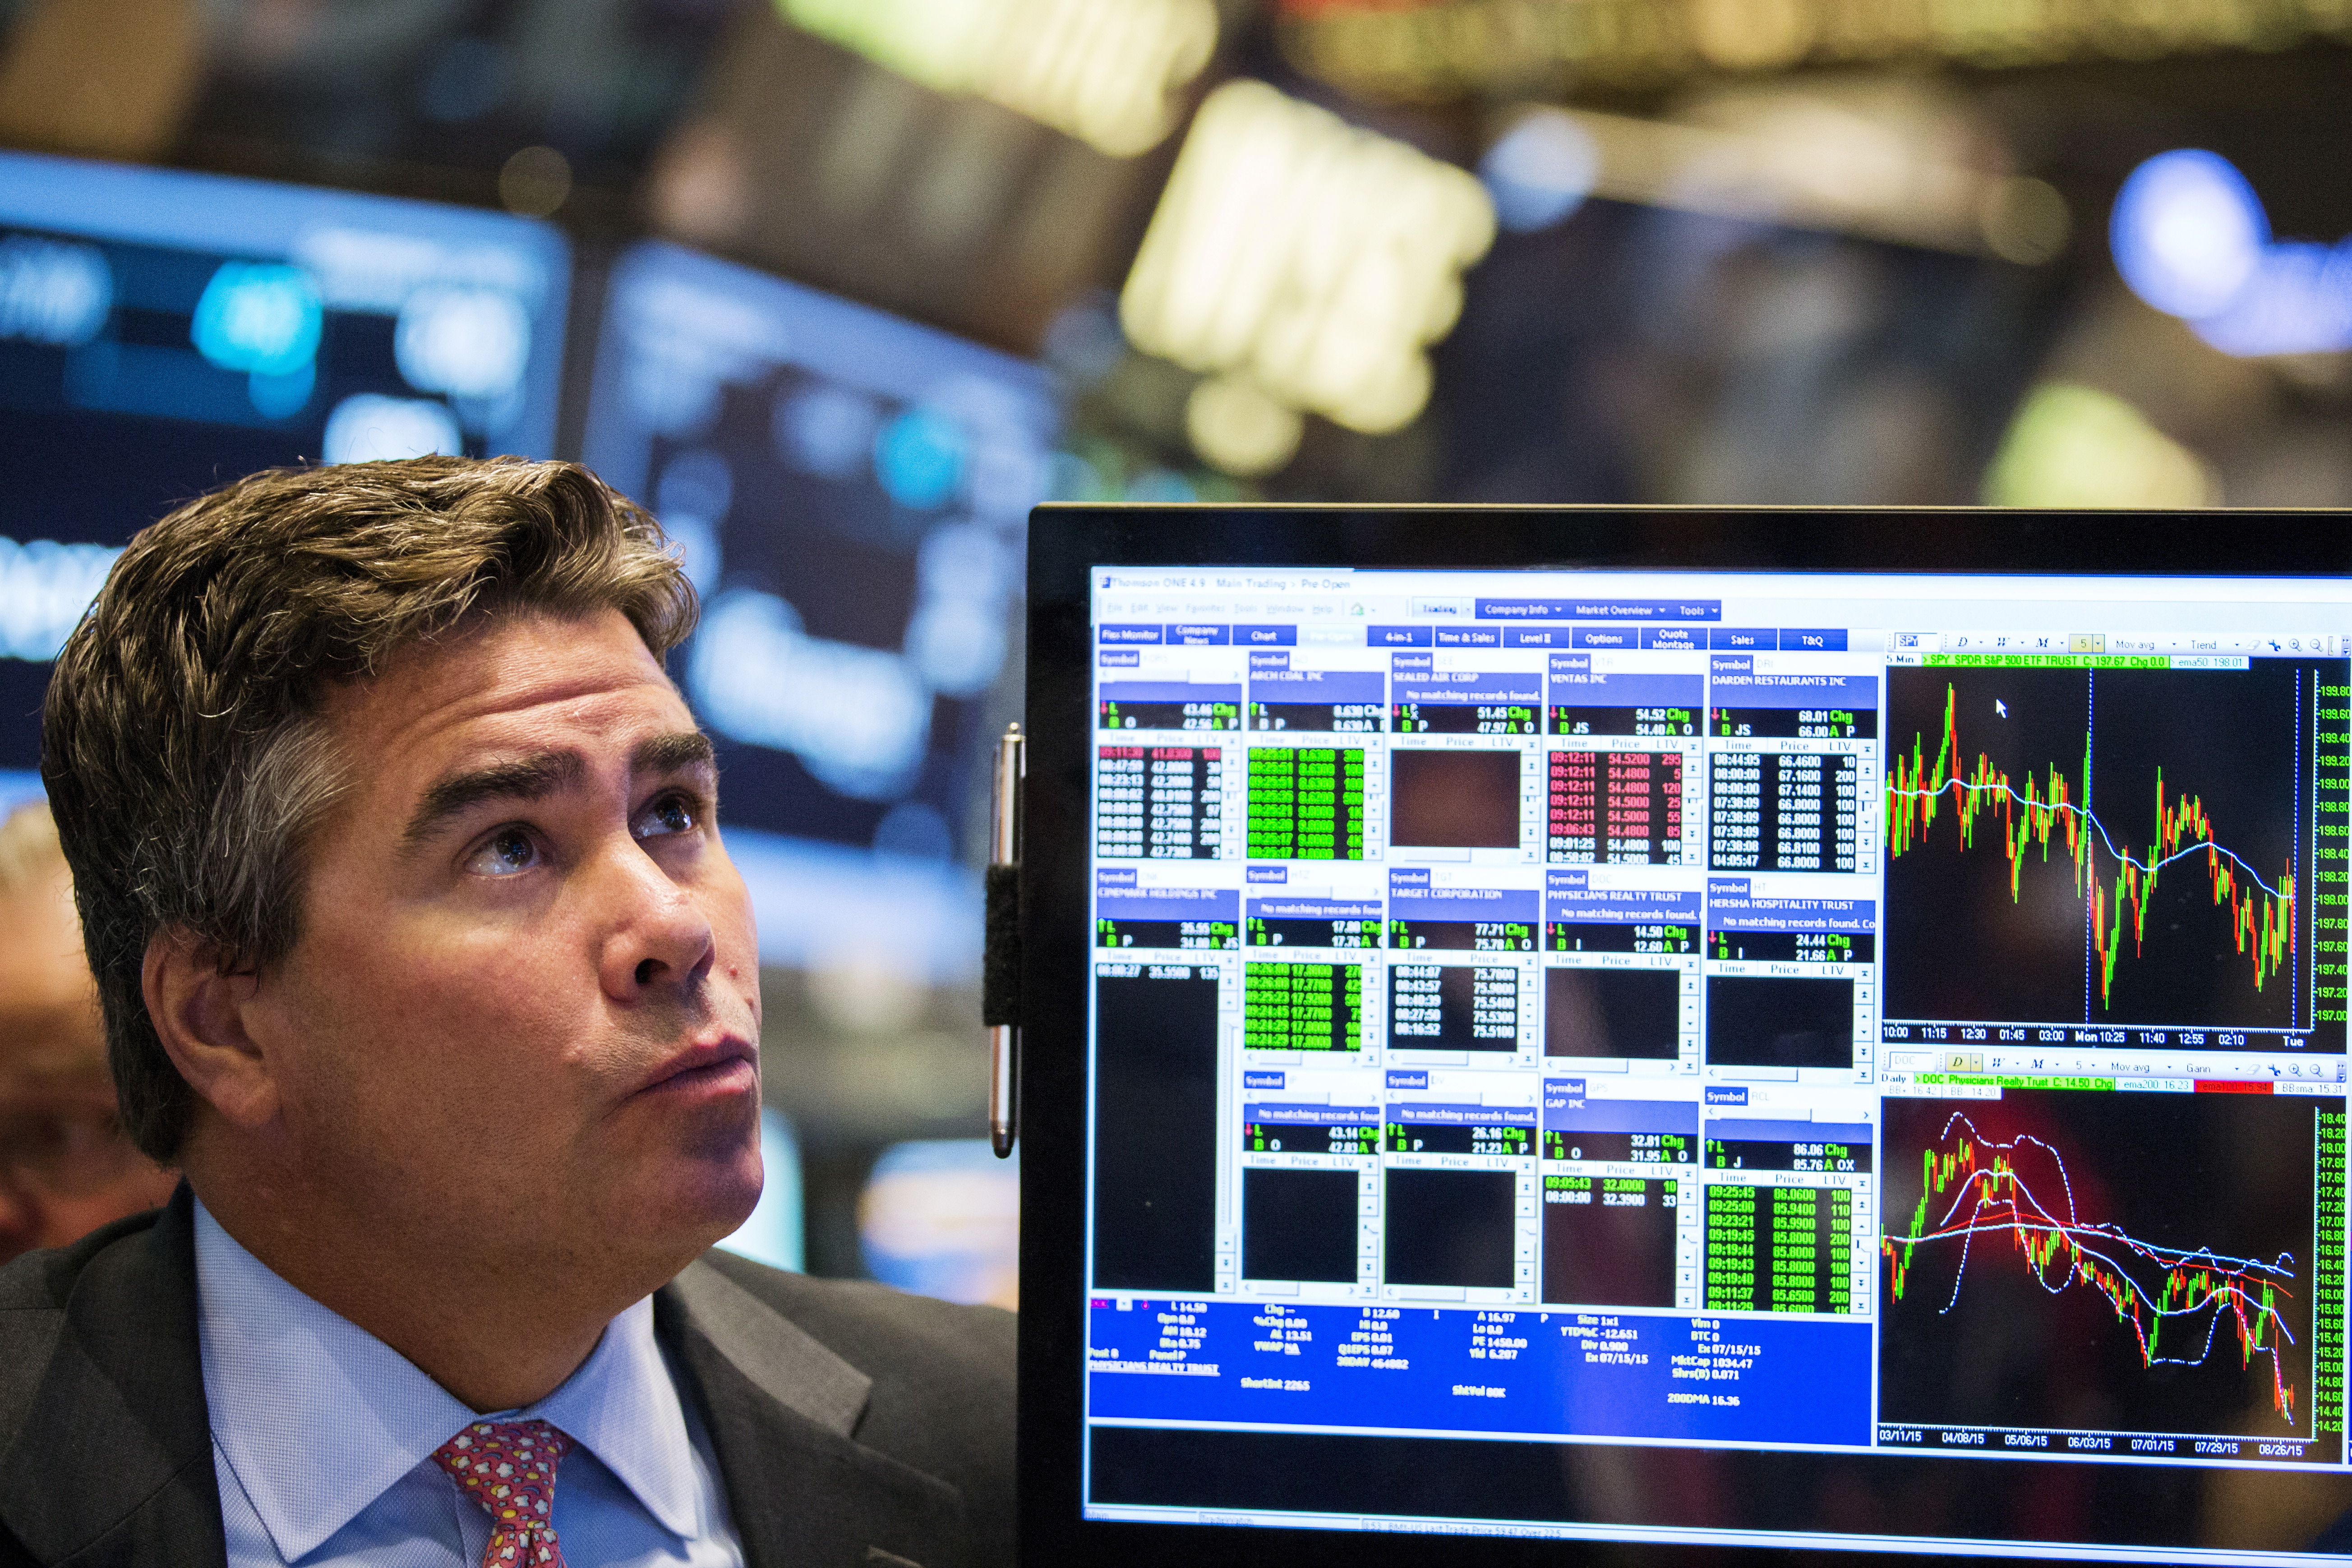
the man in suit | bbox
[0,801,179,1263]
[0,457,1013,1568]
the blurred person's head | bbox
[0,800,176,1261]
[41,456,762,1408]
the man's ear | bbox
[143,928,279,1131]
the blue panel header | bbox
[1098,681,1243,703]
[1392,672,1541,705]
[1246,897,1383,920]
[1543,1093,1701,1134]
[1388,881,1540,922]
[1387,1102,1539,1126]
[1547,669,1705,708]
[1252,669,1383,702]
[1708,888,1878,933]
[1245,1102,1379,1122]
[1547,885,1704,924]
[1707,1118,1873,1144]
[1246,865,1287,883]
[1099,649,1140,667]
[1387,1069,1430,1090]
[1477,600,1723,622]
[1709,669,1880,710]
[1094,884,1238,921]
[1243,1070,1285,1089]
[1249,650,1291,669]
[1704,1085,1749,1105]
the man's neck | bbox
[187,1150,671,1413]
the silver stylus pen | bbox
[987,722,1023,1157]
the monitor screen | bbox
[581,240,1053,978]
[1039,525,2352,1565]
[0,150,570,791]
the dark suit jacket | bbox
[0,1189,1015,1568]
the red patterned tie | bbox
[431,1419,574,1568]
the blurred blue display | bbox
[0,151,571,771]
[581,242,1054,977]
[2111,148,2352,356]
[858,1138,1019,1308]
[716,1107,806,1275]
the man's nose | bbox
[596,841,717,1000]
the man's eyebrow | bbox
[402,751,586,845]
[633,730,716,778]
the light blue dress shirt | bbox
[193,1200,747,1568]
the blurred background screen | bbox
[0,150,570,796]
[2,0,2349,1312]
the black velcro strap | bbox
[982,862,1020,1026]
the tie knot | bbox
[432,1419,574,1568]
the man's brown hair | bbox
[42,456,694,1162]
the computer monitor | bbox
[1019,507,2352,1566]
[0,150,570,794]
[581,240,1055,978]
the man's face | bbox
[234,609,763,1281]
[0,851,177,1262]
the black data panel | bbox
[1245,747,1368,859]
[1709,931,1875,964]
[1711,706,1878,740]
[1704,1183,1854,1314]
[1542,1175,1679,1308]
[1542,1128,1694,1163]
[1244,1168,1361,1283]
[1093,965,1220,1291]
[1243,961,1363,1052]
[1384,1118,1534,1156]
[1550,704,1699,738]
[1389,964,1520,1052]
[1394,701,1538,735]
[1706,976,1855,1070]
[1247,915,1382,948]
[1546,749,1686,863]
[1095,745,1226,859]
[1708,750,1862,872]
[1097,918,1238,950]
[1384,1169,1517,1288]
[1245,1115,1379,1155]
[1545,967,1682,1060]
[1390,749,1522,849]
[1545,920,1697,955]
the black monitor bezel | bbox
[1017,503,2352,1568]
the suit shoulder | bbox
[694,1249,1015,1397]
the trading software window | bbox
[1080,567,2352,1559]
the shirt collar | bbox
[193,1199,701,1559]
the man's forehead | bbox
[327,609,687,757]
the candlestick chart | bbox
[1882,664,2324,1035]
[1878,1091,2321,1444]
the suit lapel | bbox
[0,1188,225,1568]
[658,1263,971,1568]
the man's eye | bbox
[466,828,540,877]
[636,793,699,841]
